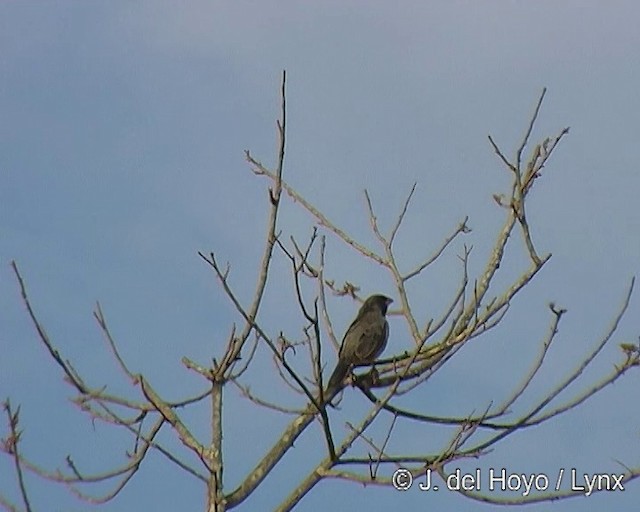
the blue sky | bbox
[1,1,639,510]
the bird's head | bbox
[362,294,393,315]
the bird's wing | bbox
[338,313,364,357]
[353,313,387,362]
[378,319,389,355]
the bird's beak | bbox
[386,297,394,306]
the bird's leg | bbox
[346,368,357,387]
[369,364,380,386]
[354,365,380,389]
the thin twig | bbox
[3,401,33,512]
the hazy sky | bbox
[1,2,639,511]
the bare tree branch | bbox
[2,401,32,512]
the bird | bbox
[325,294,393,399]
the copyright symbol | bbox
[392,468,413,491]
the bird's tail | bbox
[325,360,350,400]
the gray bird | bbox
[325,294,393,399]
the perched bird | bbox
[325,294,393,399]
